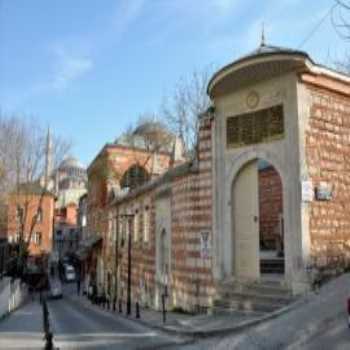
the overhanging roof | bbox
[208,45,313,98]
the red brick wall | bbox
[55,203,78,226]
[7,194,54,256]
[258,166,283,249]
[305,83,350,267]
[87,145,172,240]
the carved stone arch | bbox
[228,148,288,279]
[227,149,286,193]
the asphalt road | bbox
[48,294,181,350]
[294,313,350,350]
[0,288,185,350]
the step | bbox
[213,298,286,313]
[212,305,267,317]
[244,283,291,297]
[260,259,285,274]
[218,290,293,305]
[260,268,284,275]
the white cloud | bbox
[51,46,93,90]
[213,0,237,14]
[109,0,145,42]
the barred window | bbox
[134,212,139,242]
[226,105,284,148]
[143,208,150,243]
[120,165,149,190]
[37,208,43,223]
[32,232,42,246]
[159,229,169,275]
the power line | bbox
[298,2,339,49]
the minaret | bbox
[170,136,185,166]
[44,127,53,189]
[260,22,266,47]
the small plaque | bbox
[316,182,332,201]
[301,180,314,202]
[200,231,211,259]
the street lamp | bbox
[161,273,168,323]
[119,212,134,316]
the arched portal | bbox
[232,158,285,281]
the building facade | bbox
[7,186,55,257]
[86,44,350,312]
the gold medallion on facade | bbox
[246,91,260,109]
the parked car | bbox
[49,278,63,299]
[63,264,76,282]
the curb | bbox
[66,293,306,340]
[149,297,307,339]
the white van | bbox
[49,278,63,299]
[64,265,76,282]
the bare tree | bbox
[332,1,350,41]
[161,66,213,153]
[0,112,71,274]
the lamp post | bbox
[120,213,134,316]
[161,273,168,324]
[114,214,119,312]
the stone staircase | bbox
[213,279,294,315]
[260,257,285,274]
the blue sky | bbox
[0,0,347,165]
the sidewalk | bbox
[0,299,45,349]
[66,288,303,339]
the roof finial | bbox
[261,22,266,47]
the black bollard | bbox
[162,294,166,324]
[136,302,140,319]
[45,331,53,350]
[119,299,123,313]
[113,297,116,312]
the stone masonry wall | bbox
[108,115,215,312]
[258,166,283,250]
[164,115,215,311]
[306,84,350,268]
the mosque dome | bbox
[59,157,85,170]
[115,121,175,153]
[132,121,170,136]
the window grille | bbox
[227,105,284,148]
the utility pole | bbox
[114,213,119,311]
[126,216,132,316]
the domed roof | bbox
[132,121,170,136]
[207,43,312,97]
[59,157,85,170]
[115,121,174,153]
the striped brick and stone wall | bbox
[305,80,350,268]
[104,114,215,312]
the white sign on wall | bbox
[200,231,211,259]
[301,180,314,202]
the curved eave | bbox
[208,51,314,98]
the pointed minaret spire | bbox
[260,22,266,47]
[44,126,53,189]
